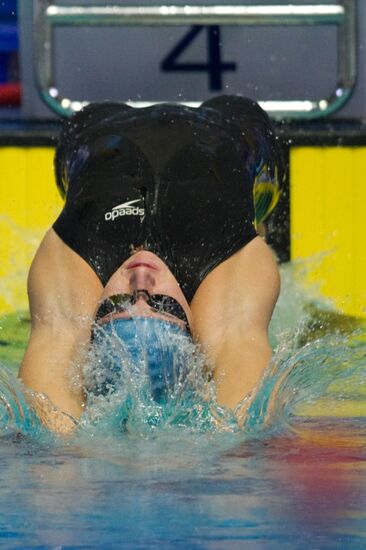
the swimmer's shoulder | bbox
[28,229,102,324]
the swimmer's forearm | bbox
[19,325,86,421]
[24,390,79,435]
[212,331,272,412]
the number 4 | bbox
[161,26,236,91]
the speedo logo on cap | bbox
[105,199,145,221]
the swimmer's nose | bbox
[129,268,156,294]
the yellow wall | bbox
[291,146,366,318]
[1,145,365,319]
[0,147,62,315]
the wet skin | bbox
[19,229,279,431]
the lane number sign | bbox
[161,26,236,90]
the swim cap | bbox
[88,317,192,402]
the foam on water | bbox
[0,365,52,439]
[245,263,366,440]
[81,317,238,436]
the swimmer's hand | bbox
[25,390,78,435]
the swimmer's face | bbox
[96,251,192,330]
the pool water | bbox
[2,422,366,549]
[1,265,366,548]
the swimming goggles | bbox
[95,290,191,332]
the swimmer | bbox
[19,95,282,432]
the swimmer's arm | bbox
[21,323,86,433]
[191,236,280,416]
[19,229,103,433]
[210,327,273,416]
